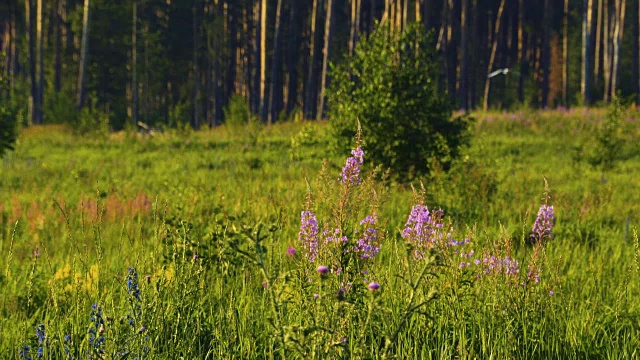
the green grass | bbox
[1,109,639,359]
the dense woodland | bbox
[1,0,640,129]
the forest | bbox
[1,0,640,130]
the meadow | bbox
[1,108,639,359]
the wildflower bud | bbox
[367,282,380,291]
[316,265,329,278]
[98,326,105,334]
[145,275,151,282]
[262,280,269,289]
[286,247,297,257]
[139,327,147,333]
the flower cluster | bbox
[339,147,364,185]
[402,204,448,259]
[88,304,106,358]
[127,267,141,301]
[35,325,45,358]
[299,211,319,262]
[531,204,555,242]
[353,215,380,259]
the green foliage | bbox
[587,98,628,175]
[223,94,263,146]
[328,23,473,179]
[0,55,19,158]
[71,102,111,138]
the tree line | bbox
[1,0,639,130]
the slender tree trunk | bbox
[635,0,640,103]
[595,0,602,87]
[286,0,301,115]
[77,0,90,109]
[259,0,267,121]
[268,0,284,124]
[25,0,37,123]
[251,1,260,115]
[192,3,200,129]
[9,0,17,89]
[131,0,138,127]
[517,0,526,103]
[563,0,569,107]
[604,0,610,102]
[460,0,468,110]
[483,0,507,110]
[317,0,335,121]
[349,0,360,57]
[305,0,322,119]
[36,0,43,124]
[611,0,626,98]
[53,0,62,92]
[582,0,593,105]
[541,0,551,107]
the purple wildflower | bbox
[339,147,364,185]
[531,205,555,242]
[286,247,297,257]
[317,265,329,275]
[353,215,380,259]
[299,211,319,262]
[402,204,448,259]
[367,282,380,291]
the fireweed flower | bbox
[402,204,448,259]
[367,282,380,291]
[353,215,380,260]
[317,265,330,275]
[339,147,364,185]
[531,204,555,242]
[299,211,319,262]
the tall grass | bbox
[1,108,639,358]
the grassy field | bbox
[1,108,639,359]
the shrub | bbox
[0,57,19,158]
[328,23,472,179]
[223,94,263,146]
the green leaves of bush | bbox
[328,23,472,180]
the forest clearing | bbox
[1,109,639,358]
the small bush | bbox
[328,23,472,180]
[224,95,263,146]
[0,58,20,157]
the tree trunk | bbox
[268,0,284,124]
[25,0,37,123]
[541,0,551,107]
[251,1,260,115]
[595,0,602,87]
[305,0,322,119]
[611,0,626,98]
[53,0,62,92]
[517,0,526,103]
[482,0,507,110]
[286,0,301,115]
[349,0,361,57]
[77,0,90,109]
[36,0,43,124]
[259,0,267,121]
[460,0,468,110]
[563,0,569,107]
[317,0,335,121]
[192,3,200,129]
[582,0,593,105]
[131,0,137,127]
[635,0,640,103]
[603,0,610,102]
